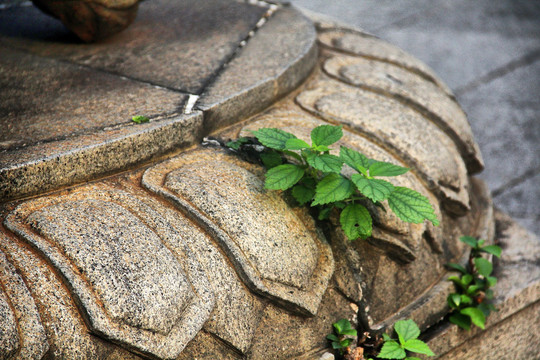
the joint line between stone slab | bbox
[193,2,281,105]
[455,48,540,96]
[492,166,540,198]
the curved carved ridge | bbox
[0,248,49,359]
[142,148,334,316]
[320,55,484,174]
[368,177,496,332]
[239,106,442,264]
[4,189,215,360]
[295,76,471,216]
[0,280,19,359]
[316,28,455,98]
[127,192,266,354]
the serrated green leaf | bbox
[318,206,333,220]
[387,187,439,225]
[340,203,372,240]
[312,174,354,206]
[394,319,420,343]
[459,236,478,248]
[466,284,480,296]
[403,339,434,356]
[486,276,497,287]
[311,124,343,147]
[314,144,330,152]
[368,161,409,177]
[450,293,461,307]
[449,313,471,330]
[252,128,297,150]
[378,340,406,359]
[448,276,462,286]
[285,138,310,150]
[333,319,351,333]
[406,357,422,360]
[132,115,149,124]
[477,239,486,247]
[264,164,304,190]
[339,146,370,172]
[341,339,352,347]
[326,334,339,341]
[260,151,282,169]
[460,307,486,329]
[331,341,342,349]
[474,257,493,277]
[291,184,315,205]
[341,329,357,336]
[461,274,473,286]
[480,245,502,258]
[461,294,473,304]
[307,154,343,173]
[351,175,394,202]
[382,333,392,341]
[446,263,467,274]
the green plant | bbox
[132,115,149,124]
[446,236,502,330]
[376,319,434,360]
[327,319,357,354]
[228,125,438,241]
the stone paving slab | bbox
[0,45,188,150]
[0,0,269,94]
[0,1,318,202]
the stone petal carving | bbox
[0,247,49,359]
[240,107,442,265]
[296,77,471,216]
[4,189,214,360]
[0,283,18,360]
[142,149,334,316]
[320,55,483,174]
[317,29,454,96]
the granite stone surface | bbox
[0,248,49,359]
[5,189,215,359]
[142,148,334,316]
[296,77,470,216]
[197,5,317,131]
[322,55,483,174]
[0,2,538,358]
[0,0,268,94]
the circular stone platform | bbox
[1,1,539,360]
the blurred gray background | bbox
[291,0,540,236]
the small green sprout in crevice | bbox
[327,319,357,355]
[375,319,434,360]
[446,236,502,330]
[326,318,434,360]
[227,125,439,241]
[132,115,150,124]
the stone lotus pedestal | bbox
[0,1,538,359]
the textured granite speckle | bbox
[142,148,334,316]
[0,247,49,359]
[5,189,215,359]
[296,76,470,216]
[197,5,318,131]
[322,54,484,174]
